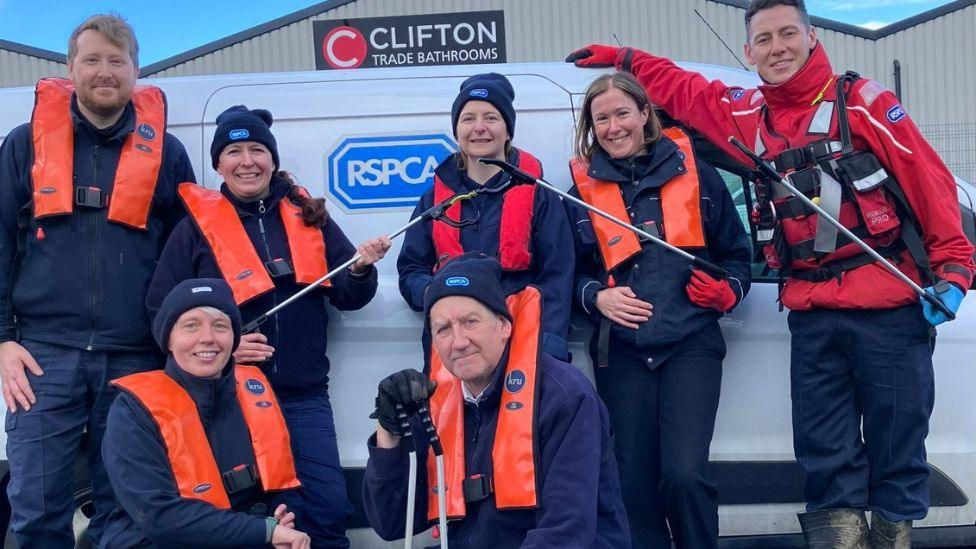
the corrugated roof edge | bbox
[711,0,976,39]
[139,0,356,76]
[0,38,67,63]
[137,0,976,76]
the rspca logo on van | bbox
[326,133,457,211]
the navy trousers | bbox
[5,339,159,548]
[789,305,935,522]
[595,324,725,549]
[280,393,354,548]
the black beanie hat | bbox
[424,252,512,323]
[451,73,516,139]
[210,105,280,170]
[153,278,242,353]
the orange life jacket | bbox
[30,77,165,230]
[432,149,541,272]
[178,183,330,305]
[426,286,542,522]
[569,127,705,272]
[111,365,300,509]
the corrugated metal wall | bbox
[0,49,65,88]
[146,0,974,122]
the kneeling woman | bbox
[101,278,309,548]
[565,73,751,549]
[397,73,574,360]
[147,106,390,547]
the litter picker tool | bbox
[727,136,956,320]
[397,404,417,549]
[418,402,448,549]
[477,157,730,280]
[242,176,529,333]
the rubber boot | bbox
[870,514,912,549]
[797,508,870,548]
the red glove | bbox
[566,44,633,71]
[685,270,737,312]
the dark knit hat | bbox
[152,278,242,353]
[451,73,516,138]
[210,105,279,170]
[424,252,511,322]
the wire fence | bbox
[919,123,976,184]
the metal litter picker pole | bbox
[242,189,481,333]
[477,158,730,280]
[418,402,448,549]
[727,136,955,320]
[397,404,417,549]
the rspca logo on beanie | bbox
[469,88,489,98]
[229,129,250,140]
[886,105,907,124]
[445,276,469,287]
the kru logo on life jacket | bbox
[426,286,543,521]
[179,183,331,305]
[570,126,705,272]
[112,366,300,509]
[137,123,156,141]
[432,149,541,272]
[244,378,266,395]
[30,78,166,230]
[505,370,526,393]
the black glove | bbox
[370,369,437,436]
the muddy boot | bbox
[870,514,912,549]
[797,508,870,548]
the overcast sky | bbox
[0,1,955,65]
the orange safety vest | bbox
[431,149,541,272]
[30,77,165,230]
[569,127,705,272]
[111,365,300,509]
[178,183,330,305]
[426,286,542,521]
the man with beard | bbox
[0,13,195,548]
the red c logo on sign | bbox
[323,26,367,69]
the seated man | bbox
[363,253,631,548]
[100,278,310,548]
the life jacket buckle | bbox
[222,463,259,495]
[462,473,493,503]
[75,187,108,209]
[264,258,295,278]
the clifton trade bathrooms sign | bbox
[313,11,506,70]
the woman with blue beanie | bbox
[147,106,390,547]
[101,278,310,548]
[397,72,575,360]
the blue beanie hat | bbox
[424,252,511,322]
[451,73,516,139]
[153,278,242,353]
[210,105,280,170]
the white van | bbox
[1,61,975,547]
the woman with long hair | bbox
[566,72,752,549]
